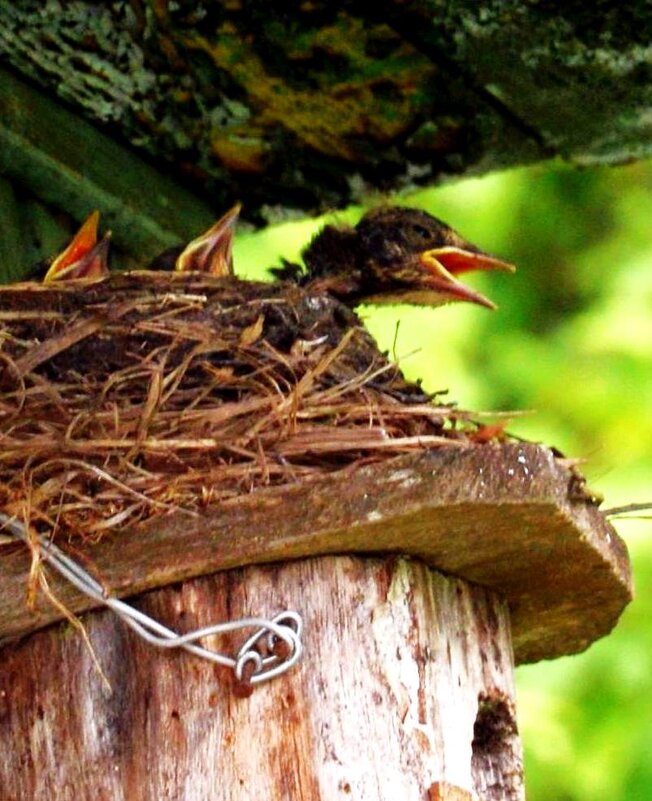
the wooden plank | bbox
[0,177,25,283]
[0,68,216,263]
[16,196,69,270]
[0,556,524,800]
[0,443,632,664]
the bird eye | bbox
[412,224,431,240]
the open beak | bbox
[44,212,110,283]
[175,203,241,276]
[44,211,103,282]
[45,234,111,282]
[417,247,515,309]
[428,246,516,276]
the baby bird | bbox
[275,205,514,309]
[42,211,110,282]
[38,204,513,314]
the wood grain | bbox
[0,443,632,664]
[0,556,524,801]
[0,68,216,268]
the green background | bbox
[235,160,652,800]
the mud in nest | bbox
[0,272,507,544]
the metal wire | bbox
[0,512,303,688]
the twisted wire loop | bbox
[0,513,303,692]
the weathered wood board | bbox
[2,3,651,217]
[0,443,632,664]
[0,68,216,266]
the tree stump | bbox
[0,446,631,800]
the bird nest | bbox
[0,272,504,545]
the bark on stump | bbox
[0,555,522,801]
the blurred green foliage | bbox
[236,159,652,801]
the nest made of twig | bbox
[0,272,506,544]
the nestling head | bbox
[299,206,515,309]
